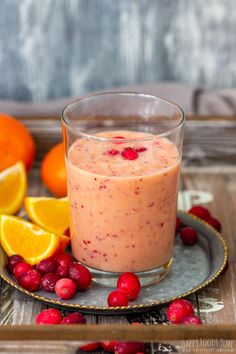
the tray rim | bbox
[0,210,228,313]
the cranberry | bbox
[181,315,202,325]
[121,147,138,160]
[117,272,141,300]
[13,262,33,279]
[101,340,118,352]
[107,290,129,307]
[180,227,198,245]
[114,342,146,354]
[108,149,119,156]
[61,312,86,324]
[36,308,62,324]
[55,253,72,268]
[41,273,59,293]
[166,299,194,324]
[56,264,69,278]
[188,205,211,220]
[7,255,24,274]
[204,216,221,232]
[64,227,70,237]
[79,342,101,351]
[55,278,77,299]
[68,262,92,291]
[136,147,147,153]
[176,217,181,232]
[36,257,57,274]
[18,270,41,291]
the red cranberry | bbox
[188,205,211,220]
[181,315,202,325]
[55,253,72,268]
[64,227,70,237]
[180,227,198,245]
[7,255,24,274]
[136,147,147,153]
[176,217,181,232]
[41,273,59,293]
[108,149,119,156]
[13,262,33,279]
[36,257,57,274]
[18,270,41,291]
[101,340,118,352]
[79,342,101,351]
[68,262,92,291]
[55,278,77,299]
[107,290,129,307]
[204,216,221,232]
[114,342,146,354]
[61,312,86,324]
[166,299,194,324]
[117,272,141,300]
[56,264,69,278]
[121,147,138,160]
[36,308,62,324]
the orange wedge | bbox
[24,197,69,235]
[0,215,60,265]
[0,162,27,214]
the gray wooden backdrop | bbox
[0,0,235,102]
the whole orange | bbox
[0,113,35,172]
[41,143,67,197]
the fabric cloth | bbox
[0,83,235,116]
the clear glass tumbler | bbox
[62,92,184,286]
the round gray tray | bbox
[0,211,227,314]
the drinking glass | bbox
[62,92,184,286]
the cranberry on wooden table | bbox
[181,315,202,325]
[188,205,211,220]
[166,299,194,324]
[36,308,62,324]
[204,216,222,232]
[61,312,86,324]
[79,342,101,352]
[101,340,118,352]
[114,341,146,354]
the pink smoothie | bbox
[66,131,180,272]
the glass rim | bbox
[61,91,185,142]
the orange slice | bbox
[0,215,60,264]
[24,197,69,235]
[0,162,27,214]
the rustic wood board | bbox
[0,117,235,353]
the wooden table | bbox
[0,115,236,353]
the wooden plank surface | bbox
[0,117,236,353]
[16,116,236,166]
